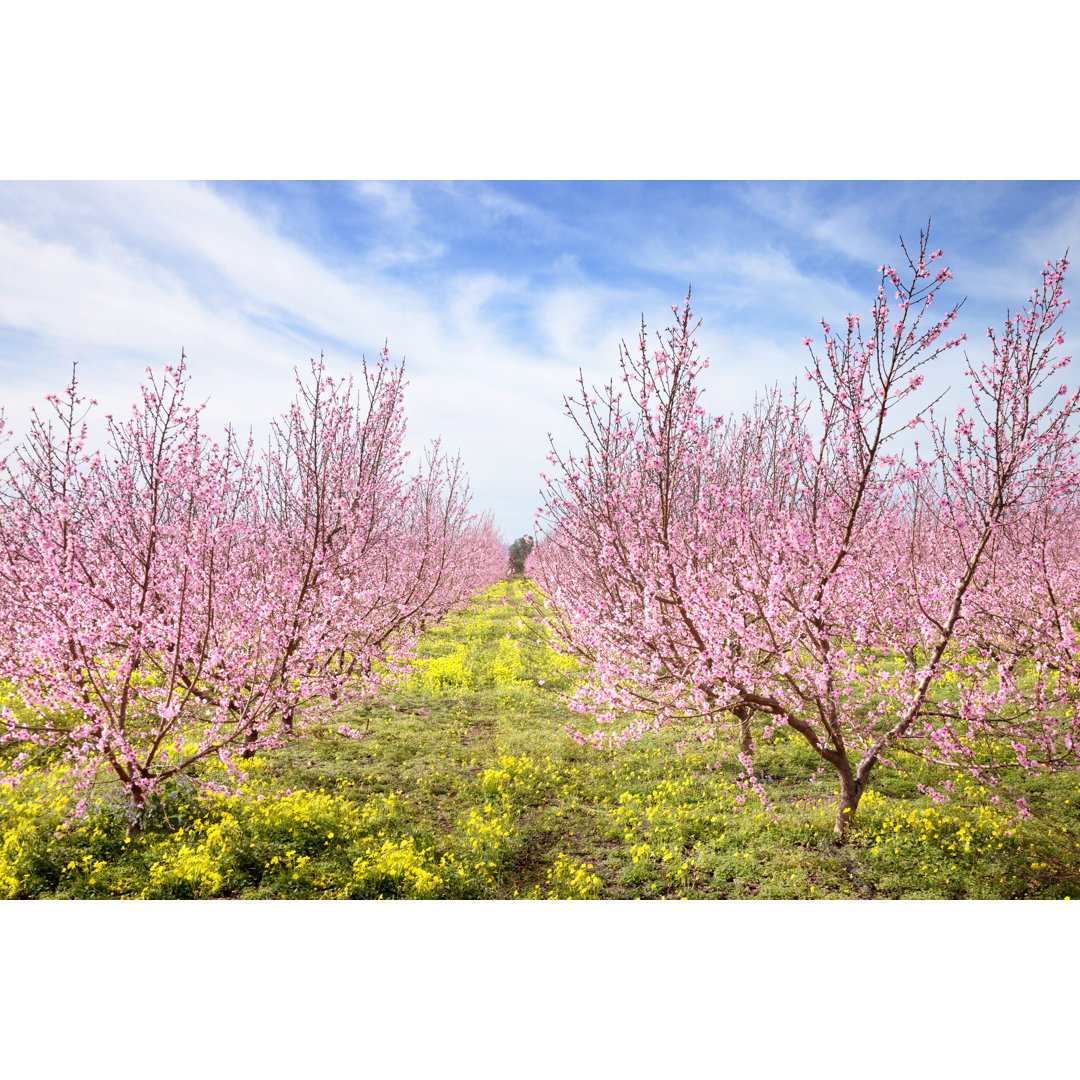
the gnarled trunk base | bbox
[832,772,864,844]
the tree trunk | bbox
[240,724,260,760]
[736,704,754,758]
[833,768,864,844]
[125,782,147,837]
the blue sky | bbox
[1,180,1077,539]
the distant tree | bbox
[508,534,534,576]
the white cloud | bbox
[0,182,617,539]
[351,181,421,225]
[732,183,893,266]
[1,180,1074,544]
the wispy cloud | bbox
[1,180,1075,539]
[0,182,635,537]
[352,181,421,224]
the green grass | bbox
[2,579,1079,899]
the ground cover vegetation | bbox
[530,228,1080,843]
[1,580,1078,899]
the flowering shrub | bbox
[0,354,505,825]
[534,230,1080,841]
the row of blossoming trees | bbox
[0,352,506,823]
[530,230,1080,840]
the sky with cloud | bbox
[1,179,1077,540]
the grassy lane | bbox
[2,579,1079,899]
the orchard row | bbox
[0,353,506,822]
[529,228,1080,841]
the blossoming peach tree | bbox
[532,229,1079,841]
[0,351,504,827]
